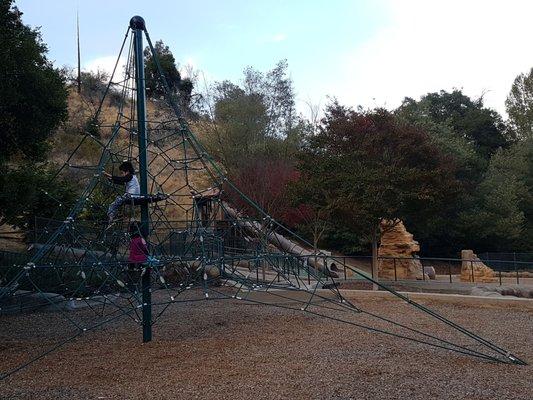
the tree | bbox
[462,140,533,252]
[0,0,68,164]
[506,67,533,139]
[0,165,77,231]
[295,103,460,263]
[202,61,306,174]
[240,60,297,138]
[395,90,519,255]
[200,62,309,227]
[398,90,511,160]
[287,181,338,254]
[208,81,270,172]
[143,40,193,106]
[225,157,300,222]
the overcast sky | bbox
[16,0,533,117]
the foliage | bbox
[0,165,77,231]
[144,40,193,108]
[209,80,270,171]
[203,61,308,222]
[225,157,300,222]
[398,90,511,160]
[78,186,110,222]
[287,179,338,251]
[203,61,307,175]
[241,60,297,138]
[294,103,460,253]
[78,70,122,108]
[395,90,512,255]
[463,140,533,252]
[0,0,68,164]
[506,68,533,139]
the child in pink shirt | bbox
[128,223,148,269]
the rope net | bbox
[0,23,526,379]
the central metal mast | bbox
[130,15,152,343]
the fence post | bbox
[470,260,474,283]
[307,258,310,285]
[448,262,452,283]
[514,253,519,285]
[343,257,347,281]
[394,258,397,282]
[499,270,502,286]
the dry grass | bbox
[47,91,214,222]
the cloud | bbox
[331,0,533,115]
[84,54,216,90]
[259,33,287,44]
[83,56,127,79]
[271,33,287,42]
[179,56,199,78]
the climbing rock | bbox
[460,250,496,283]
[424,266,436,280]
[378,220,424,280]
[161,261,192,284]
[205,265,220,279]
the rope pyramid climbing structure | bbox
[0,16,527,379]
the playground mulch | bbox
[1,292,532,400]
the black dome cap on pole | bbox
[130,15,146,30]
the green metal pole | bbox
[130,15,151,343]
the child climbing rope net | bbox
[104,161,140,224]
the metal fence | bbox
[2,247,532,286]
[322,255,533,286]
[0,250,31,267]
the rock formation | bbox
[460,250,496,283]
[378,220,424,280]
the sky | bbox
[16,0,533,117]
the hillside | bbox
[53,89,214,221]
[0,90,215,252]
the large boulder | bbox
[460,250,496,283]
[378,220,424,280]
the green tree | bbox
[296,103,459,261]
[398,90,511,160]
[395,90,521,255]
[0,0,68,164]
[0,1,76,234]
[143,40,193,106]
[0,165,77,230]
[506,67,533,139]
[462,140,533,251]
[396,99,485,255]
[203,61,307,175]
